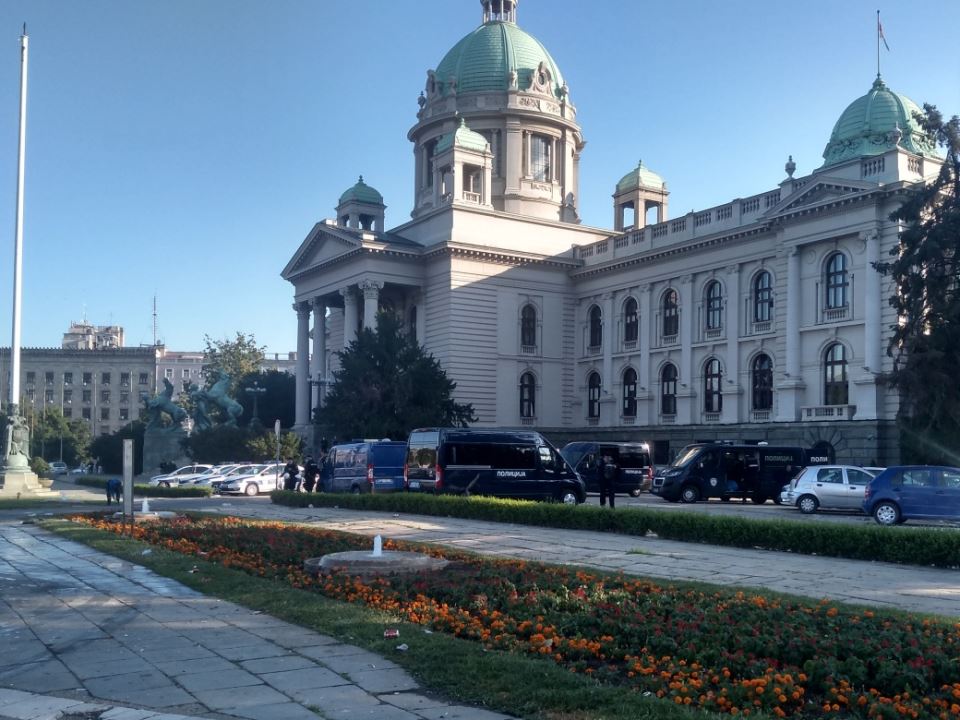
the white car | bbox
[49,461,68,475]
[218,464,285,496]
[780,465,880,514]
[148,464,213,487]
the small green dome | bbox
[434,20,564,97]
[821,77,938,167]
[616,160,665,193]
[338,176,383,205]
[436,118,491,154]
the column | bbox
[776,246,803,422]
[360,280,383,330]
[724,264,741,423]
[602,292,615,423]
[679,275,694,423]
[294,302,310,429]
[638,284,651,390]
[863,230,882,373]
[341,287,359,347]
[310,299,325,409]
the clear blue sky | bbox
[0,1,956,355]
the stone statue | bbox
[190,371,243,429]
[144,377,188,431]
[3,413,30,468]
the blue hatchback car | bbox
[862,465,960,525]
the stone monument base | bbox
[305,550,450,579]
[141,427,190,479]
[0,468,58,498]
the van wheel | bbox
[245,483,259,497]
[556,490,579,505]
[772,496,783,505]
[873,501,901,526]
[751,495,768,505]
[351,485,362,495]
[797,495,819,514]
[680,485,700,503]
[629,489,641,497]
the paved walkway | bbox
[2,482,959,720]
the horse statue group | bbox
[143,371,242,432]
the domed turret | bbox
[613,160,668,232]
[616,160,665,194]
[336,176,385,232]
[821,77,938,168]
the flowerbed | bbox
[72,514,960,719]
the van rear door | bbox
[370,443,406,492]
[406,430,440,490]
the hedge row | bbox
[76,476,212,498]
[270,490,960,569]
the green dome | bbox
[434,21,564,97]
[616,160,665,193]
[821,77,938,167]
[436,118,491,154]
[338,176,383,205]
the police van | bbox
[560,441,653,496]
[404,428,586,504]
[651,443,830,504]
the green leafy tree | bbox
[875,105,960,463]
[16,406,92,467]
[202,332,266,394]
[88,421,146,474]
[246,429,302,462]
[315,313,475,440]
[183,425,302,463]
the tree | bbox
[202,332,266,394]
[88,421,146,474]
[315,313,475,440]
[183,425,302,463]
[238,370,295,429]
[875,105,960,463]
[14,406,92,467]
[246,430,302,462]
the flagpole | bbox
[10,24,28,421]
[876,10,880,78]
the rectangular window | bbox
[100,390,110,403]
[26,371,35,384]
[120,372,130,387]
[63,407,72,419]
[139,373,149,385]
[120,392,129,404]
[82,407,91,420]
[83,372,92,386]
[45,371,54,385]
[64,372,73,385]
[530,134,552,182]
[119,408,129,421]
[100,407,110,420]
[82,389,92,403]
[164,368,174,379]
[64,389,73,404]
[26,388,35,401]
[45,389,54,403]
[182,368,190,378]
[101,372,111,385]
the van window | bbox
[371,444,406,466]
[617,447,650,469]
[448,443,537,469]
[671,446,702,468]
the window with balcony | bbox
[753,271,773,324]
[623,297,638,345]
[704,358,722,413]
[520,304,537,353]
[661,364,677,416]
[588,305,602,352]
[825,252,848,311]
[752,354,773,411]
[587,372,601,419]
[519,372,536,419]
[824,343,849,405]
[662,289,679,338]
[622,368,637,417]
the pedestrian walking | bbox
[282,458,300,492]
[302,456,319,493]
[105,477,122,505]
[600,455,618,509]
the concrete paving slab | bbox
[288,683,382,710]
[312,649,399,674]
[261,666,348,693]
[0,658,81,694]
[151,655,235,677]
[418,706,516,720]
[82,672,196,709]
[173,665,262,692]
[347,667,420,693]
[190,683,291,711]
[217,701,322,720]
[213,641,294,662]
[380,692,450,711]
[323,703,422,720]
[240,654,317,675]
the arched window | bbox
[752,354,773,410]
[662,289,679,337]
[825,253,848,310]
[704,358,723,413]
[660,364,677,416]
[753,271,773,323]
[519,372,536,418]
[587,372,601,418]
[705,281,723,331]
[824,343,848,405]
[623,298,639,344]
[520,304,537,350]
[588,306,603,349]
[622,368,637,417]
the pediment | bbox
[773,178,874,215]
[282,225,362,279]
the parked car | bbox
[320,441,407,494]
[862,465,960,525]
[651,443,829,504]
[779,465,879,514]
[148,464,213,487]
[218,464,285,496]
[560,441,653,496]
[69,466,88,475]
[49,461,68,476]
[405,428,585,504]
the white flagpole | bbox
[9,24,28,419]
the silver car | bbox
[780,465,880,514]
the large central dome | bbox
[434,19,564,97]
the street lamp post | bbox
[244,382,266,428]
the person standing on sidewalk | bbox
[302,456,319,493]
[600,455,618,509]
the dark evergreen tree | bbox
[315,313,475,440]
[875,105,960,463]
[238,370,295,429]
